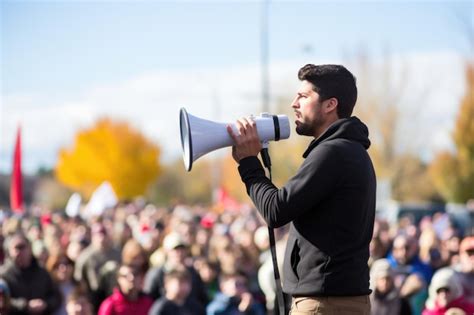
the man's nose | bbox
[291,98,299,108]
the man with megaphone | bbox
[227,64,376,315]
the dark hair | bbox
[164,268,191,283]
[219,270,248,283]
[46,253,74,274]
[3,232,30,255]
[298,64,357,118]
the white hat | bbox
[425,268,462,310]
[370,258,393,279]
[163,232,187,250]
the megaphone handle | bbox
[260,147,272,171]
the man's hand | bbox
[238,292,254,312]
[227,117,262,163]
[400,274,424,297]
[28,299,47,314]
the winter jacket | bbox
[370,288,412,315]
[144,265,208,307]
[422,296,474,315]
[98,288,153,315]
[0,258,62,315]
[148,296,205,315]
[422,267,474,315]
[206,292,266,315]
[238,117,376,297]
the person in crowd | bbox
[422,267,474,315]
[149,268,205,315]
[419,227,444,270]
[193,257,220,301]
[98,264,153,315]
[387,234,433,314]
[96,238,151,307]
[208,230,233,267]
[46,253,77,315]
[369,258,412,315]
[191,222,213,258]
[144,232,208,307]
[0,232,61,315]
[65,288,93,315]
[111,220,133,251]
[216,244,243,275]
[455,236,474,304]
[396,216,419,239]
[143,219,165,266]
[206,271,265,315]
[25,221,42,245]
[31,240,49,267]
[74,222,121,311]
[0,278,11,315]
[226,64,375,314]
[42,222,64,257]
[253,226,270,263]
[257,230,289,315]
[369,236,387,267]
[121,239,150,274]
[374,219,392,254]
[3,216,21,237]
[66,224,89,263]
[440,229,462,267]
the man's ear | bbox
[324,97,338,114]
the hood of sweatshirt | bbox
[303,116,371,158]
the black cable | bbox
[260,147,286,315]
[260,147,272,179]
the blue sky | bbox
[1,0,472,173]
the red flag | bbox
[10,126,23,213]
[216,187,240,213]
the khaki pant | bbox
[289,295,371,315]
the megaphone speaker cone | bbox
[179,108,290,172]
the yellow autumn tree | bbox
[429,62,474,203]
[55,118,161,200]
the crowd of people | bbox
[0,201,472,315]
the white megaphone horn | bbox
[180,108,291,171]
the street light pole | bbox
[261,0,270,114]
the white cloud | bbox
[0,52,466,174]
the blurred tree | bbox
[352,49,405,180]
[33,176,72,210]
[220,153,250,202]
[391,154,441,202]
[430,62,474,203]
[55,118,161,200]
[149,158,213,205]
[349,48,440,201]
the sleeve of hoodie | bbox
[238,142,341,228]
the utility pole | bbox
[261,0,270,113]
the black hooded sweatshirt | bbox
[238,116,376,297]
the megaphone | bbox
[180,108,291,171]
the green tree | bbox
[55,118,161,200]
[430,63,474,202]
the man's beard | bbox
[295,114,324,137]
[295,121,314,136]
[295,101,324,137]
